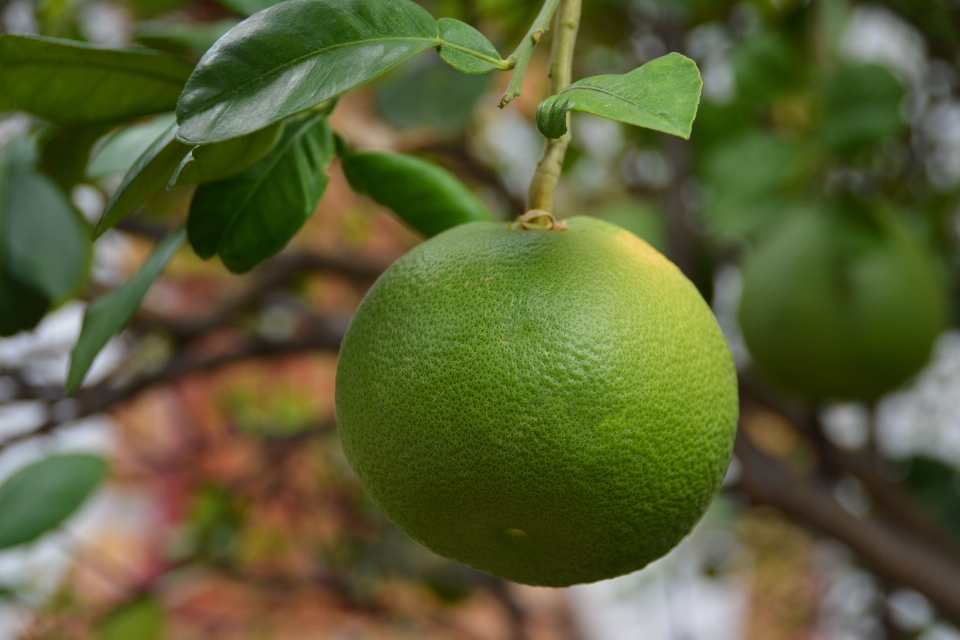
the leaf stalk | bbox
[525,0,581,213]
[499,0,564,108]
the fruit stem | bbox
[525,0,581,215]
[499,0,564,109]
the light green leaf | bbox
[67,227,185,394]
[0,143,91,336]
[100,598,165,640]
[176,0,439,144]
[87,113,178,179]
[134,19,241,58]
[536,53,702,140]
[188,115,335,273]
[0,34,194,125]
[342,150,492,237]
[0,454,107,549]
[437,18,505,74]
[168,121,285,188]
[94,124,190,237]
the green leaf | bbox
[87,114,178,178]
[67,227,185,394]
[176,0,439,144]
[100,598,165,640]
[134,19,241,58]
[168,121,284,188]
[38,124,114,191]
[701,130,806,238]
[0,274,49,337]
[536,53,702,140]
[820,64,904,153]
[734,31,805,104]
[0,454,107,549]
[0,93,17,112]
[215,0,284,16]
[341,150,491,237]
[94,124,190,237]
[437,18,505,74]
[188,115,335,273]
[377,59,489,131]
[0,144,91,336]
[0,34,194,125]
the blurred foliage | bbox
[3,0,960,635]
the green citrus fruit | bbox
[335,216,738,586]
[738,210,947,400]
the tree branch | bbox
[734,430,960,625]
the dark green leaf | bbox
[87,114,178,178]
[0,93,17,112]
[176,0,439,144]
[377,59,488,131]
[134,19,240,58]
[188,115,335,272]
[536,53,702,139]
[100,598,165,640]
[437,18,505,74]
[215,0,284,16]
[0,145,91,336]
[38,124,114,191]
[342,150,491,237]
[0,274,49,337]
[701,130,806,237]
[733,31,805,104]
[0,34,194,125]
[0,454,107,549]
[820,64,904,153]
[169,121,284,188]
[94,124,190,237]
[68,227,186,394]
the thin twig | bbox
[499,0,564,108]
[526,0,582,212]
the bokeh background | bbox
[2,0,960,638]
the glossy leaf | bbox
[87,113,177,178]
[100,598,165,640]
[169,121,285,188]
[134,19,240,58]
[341,150,491,237]
[67,227,186,394]
[188,115,335,273]
[536,53,702,140]
[176,0,439,144]
[0,144,91,336]
[0,34,194,125]
[437,18,505,74]
[0,454,107,549]
[95,124,190,237]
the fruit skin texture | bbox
[335,216,739,586]
[738,211,947,401]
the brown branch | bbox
[734,430,960,624]
[739,378,960,557]
[136,250,387,341]
[0,318,347,453]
